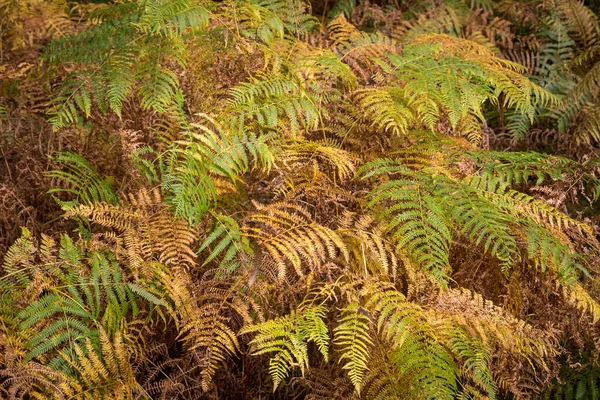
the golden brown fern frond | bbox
[0,362,66,400]
[59,327,141,399]
[277,138,357,180]
[557,0,600,50]
[571,104,600,145]
[327,14,362,46]
[69,188,197,273]
[1,328,142,400]
[465,9,515,52]
[336,211,399,278]
[290,367,354,400]
[271,162,352,206]
[148,263,246,392]
[243,201,349,280]
[327,14,397,82]
[180,306,239,391]
[561,282,600,323]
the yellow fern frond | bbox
[243,202,348,280]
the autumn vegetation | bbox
[1,0,600,398]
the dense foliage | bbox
[1,0,600,398]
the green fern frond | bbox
[198,213,252,270]
[441,181,519,273]
[467,150,579,186]
[44,0,210,129]
[557,61,600,135]
[363,284,458,400]
[327,0,356,19]
[466,174,591,233]
[225,75,322,134]
[375,34,556,141]
[240,304,329,390]
[224,0,317,45]
[334,303,373,393]
[138,0,210,37]
[48,151,118,210]
[0,231,169,368]
[163,114,274,224]
[360,160,452,284]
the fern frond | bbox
[562,283,600,323]
[242,202,349,280]
[334,303,373,393]
[180,306,239,391]
[223,0,317,45]
[467,174,591,233]
[277,138,356,180]
[198,213,251,270]
[70,188,198,271]
[353,88,415,136]
[328,14,397,81]
[48,151,118,210]
[240,304,329,390]
[360,161,452,284]
[363,283,458,400]
[557,61,600,135]
[138,0,210,37]
[558,0,599,50]
[225,75,322,134]
[164,114,274,224]
[59,327,142,399]
[327,0,357,19]
[336,211,399,278]
[44,0,210,129]
[375,34,556,140]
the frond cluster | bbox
[44,0,210,130]
[3,0,600,399]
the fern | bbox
[353,87,415,136]
[48,151,118,210]
[242,201,349,280]
[240,304,329,390]
[328,14,397,81]
[336,211,399,277]
[557,0,599,50]
[163,114,274,224]
[360,151,597,284]
[374,34,556,142]
[198,213,251,270]
[44,0,210,129]
[223,0,317,45]
[364,284,458,400]
[327,0,357,19]
[4,1,600,399]
[59,327,142,399]
[333,303,373,393]
[534,14,576,96]
[0,232,166,370]
[360,160,452,283]
[225,75,322,135]
[179,305,240,391]
[69,188,198,272]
